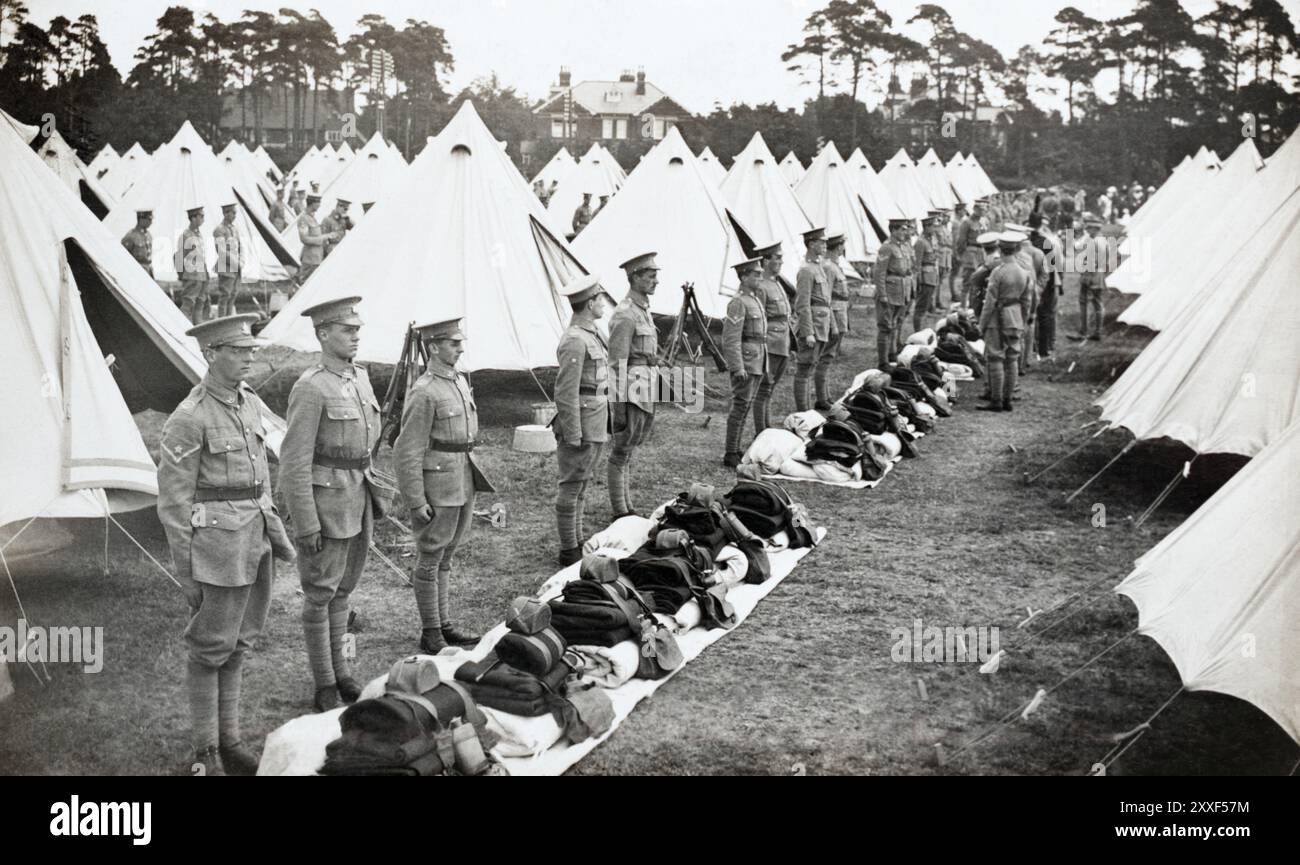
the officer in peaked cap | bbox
[934,208,953,314]
[976,232,1033,412]
[913,212,942,333]
[814,232,848,410]
[552,274,614,566]
[1072,215,1110,341]
[393,317,496,653]
[158,314,296,775]
[873,218,913,368]
[122,208,155,278]
[212,203,243,318]
[606,252,661,520]
[721,257,768,467]
[791,226,830,412]
[321,198,352,259]
[277,296,383,711]
[175,205,210,323]
[752,240,792,431]
[297,193,334,286]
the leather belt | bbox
[810,298,830,308]
[194,482,264,502]
[999,298,1023,308]
[313,453,370,470]
[578,386,605,396]
[429,440,475,452]
[742,335,765,343]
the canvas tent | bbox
[260,101,586,371]
[34,129,117,219]
[1094,168,1300,458]
[779,151,805,187]
[219,139,277,217]
[1109,138,1264,299]
[573,126,750,319]
[944,152,979,206]
[1115,419,1300,745]
[697,146,727,187]
[916,148,960,210]
[0,106,39,143]
[545,143,626,232]
[877,149,936,219]
[963,153,998,197]
[103,121,298,282]
[0,112,210,528]
[844,147,903,228]
[795,142,886,261]
[320,130,410,224]
[99,142,152,200]
[720,132,813,286]
[87,143,120,181]
[252,144,283,184]
[1119,148,1220,256]
[532,146,577,190]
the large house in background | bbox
[219,85,357,151]
[533,67,689,146]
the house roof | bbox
[535,79,683,117]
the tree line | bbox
[1,1,1297,189]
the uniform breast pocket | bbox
[633,323,657,354]
[206,435,247,484]
[742,344,758,361]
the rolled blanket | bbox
[582,515,656,556]
[741,428,804,473]
[783,410,826,440]
[495,628,567,678]
[568,642,640,689]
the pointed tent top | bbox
[877,154,932,219]
[170,120,211,152]
[720,131,813,285]
[795,138,887,260]
[532,145,578,187]
[261,97,585,371]
[36,128,117,216]
[572,124,748,318]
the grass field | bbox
[1,272,1295,776]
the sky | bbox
[22,0,1268,114]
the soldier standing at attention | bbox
[175,206,210,324]
[897,221,918,355]
[212,203,243,319]
[934,209,953,313]
[722,257,769,467]
[751,241,791,431]
[977,232,1033,413]
[606,252,660,519]
[953,201,985,307]
[157,314,296,776]
[278,297,382,711]
[873,219,912,368]
[814,232,848,410]
[913,213,941,333]
[1072,217,1111,340]
[121,209,154,278]
[552,275,613,566]
[296,194,333,287]
[791,226,830,412]
[571,193,594,238]
[393,318,495,654]
[321,199,352,259]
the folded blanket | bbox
[779,456,862,483]
[480,706,564,759]
[454,656,568,718]
[548,599,636,647]
[495,629,567,678]
[672,599,702,631]
[870,432,902,460]
[581,515,656,557]
[741,428,805,473]
[782,410,826,440]
[568,642,640,689]
[714,544,749,588]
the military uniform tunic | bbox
[753,273,792,430]
[297,211,326,283]
[605,294,657,515]
[872,240,912,367]
[553,316,610,549]
[175,225,210,323]
[212,220,243,316]
[722,285,768,457]
[121,226,154,277]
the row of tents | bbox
[1081,126,1299,747]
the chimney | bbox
[619,69,635,83]
[636,67,646,96]
[558,66,571,87]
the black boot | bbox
[418,628,449,654]
[219,741,260,776]
[336,677,362,704]
[975,401,1003,412]
[313,685,341,712]
[1002,400,1014,413]
[441,622,481,647]
[558,546,583,567]
[722,452,741,469]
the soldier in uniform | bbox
[953,201,986,307]
[1072,216,1111,341]
[121,209,154,278]
[393,318,495,654]
[321,198,352,259]
[277,297,382,711]
[721,257,768,467]
[966,231,1003,321]
[791,226,830,412]
[873,218,912,368]
[157,314,296,775]
[571,193,594,237]
[552,275,613,566]
[934,209,953,313]
[212,203,243,319]
[269,189,289,232]
[977,232,1033,412]
[814,232,849,410]
[606,252,660,519]
[751,241,791,431]
[296,194,335,287]
[175,206,210,324]
[896,222,917,355]
[913,213,941,333]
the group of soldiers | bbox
[158,300,493,775]
[118,185,353,326]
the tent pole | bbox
[1133,459,1194,528]
[1026,426,1109,484]
[1065,439,1136,503]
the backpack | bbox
[723,478,816,549]
[804,419,866,468]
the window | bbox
[653,118,674,139]
[552,118,567,138]
[614,118,627,139]
[602,117,623,139]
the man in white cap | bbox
[278,296,382,711]
[976,232,1033,412]
[721,257,768,466]
[157,314,297,775]
[394,318,496,653]
[606,253,660,519]
[553,274,613,566]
